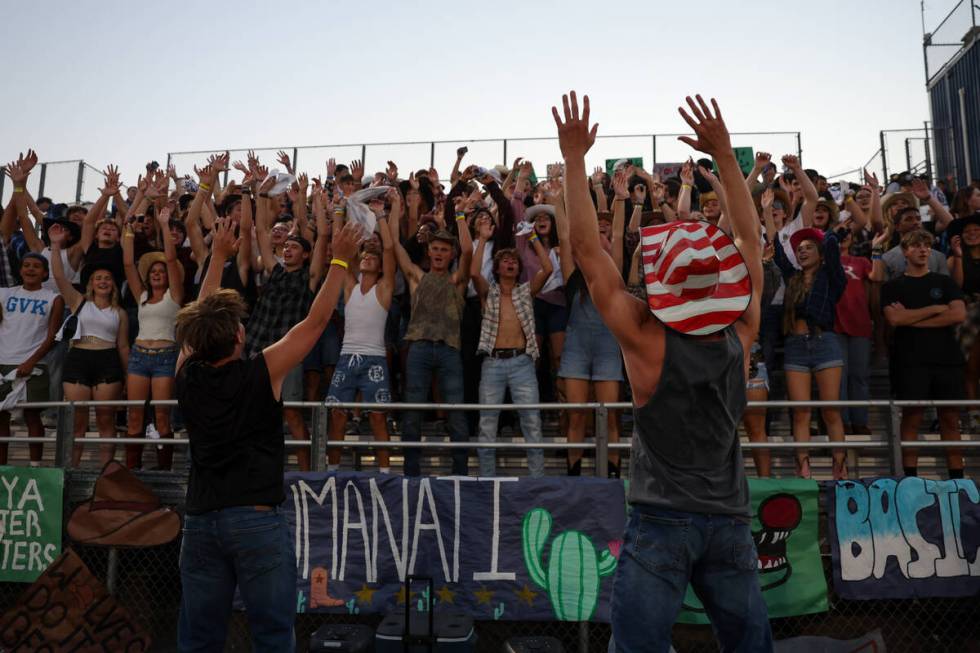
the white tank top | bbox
[137,289,179,342]
[340,283,387,356]
[74,302,120,343]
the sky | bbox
[0,1,959,202]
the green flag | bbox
[0,467,64,582]
[676,478,829,623]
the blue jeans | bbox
[178,506,296,652]
[609,506,772,653]
[402,341,469,476]
[837,334,871,427]
[478,355,544,477]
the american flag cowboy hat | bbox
[640,220,752,335]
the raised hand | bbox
[679,159,694,187]
[697,164,719,187]
[863,168,880,190]
[781,154,801,170]
[755,152,772,168]
[155,203,173,227]
[212,218,241,259]
[456,146,468,159]
[951,235,964,258]
[4,150,38,186]
[428,167,440,183]
[101,164,121,196]
[761,187,774,209]
[612,171,629,200]
[651,182,666,203]
[551,90,598,158]
[326,157,337,178]
[194,163,217,188]
[297,172,309,191]
[677,95,731,158]
[476,214,495,240]
[258,173,276,196]
[633,183,648,203]
[872,227,891,249]
[591,166,604,185]
[910,177,931,201]
[461,164,478,182]
[350,159,364,181]
[48,223,68,248]
[167,163,179,181]
[20,149,38,176]
[386,160,398,181]
[333,221,366,262]
[276,150,294,175]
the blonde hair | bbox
[84,269,120,307]
[175,289,247,363]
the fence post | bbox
[577,621,589,653]
[293,147,299,174]
[75,161,84,203]
[311,403,328,472]
[430,142,435,168]
[106,547,119,595]
[651,135,657,168]
[223,151,230,187]
[886,400,903,476]
[38,163,47,199]
[502,139,508,167]
[796,132,802,165]
[905,138,912,172]
[595,405,608,478]
[924,121,933,182]
[54,403,75,469]
[0,173,5,206]
[361,144,367,169]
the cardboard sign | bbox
[710,147,755,176]
[0,548,151,651]
[0,467,63,583]
[653,163,685,180]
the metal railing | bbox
[923,0,979,85]
[8,398,978,479]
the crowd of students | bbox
[0,145,977,479]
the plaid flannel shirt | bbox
[774,231,846,331]
[245,263,313,358]
[0,235,14,288]
[477,280,539,360]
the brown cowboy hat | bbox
[67,460,181,547]
[137,251,168,286]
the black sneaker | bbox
[567,459,582,476]
[608,461,620,479]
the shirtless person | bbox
[551,92,771,651]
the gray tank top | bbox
[629,325,750,516]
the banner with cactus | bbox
[676,477,828,623]
[283,472,626,621]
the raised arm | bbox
[485,177,516,250]
[48,237,83,311]
[745,151,771,193]
[760,187,777,245]
[292,173,314,242]
[783,155,816,228]
[451,203,474,288]
[121,224,145,299]
[155,204,184,305]
[387,188,424,285]
[451,147,467,186]
[865,171,884,232]
[553,91,647,344]
[912,177,954,233]
[237,188,254,285]
[469,217,493,298]
[4,152,43,253]
[254,175,278,275]
[263,223,363,396]
[528,235,554,296]
[610,172,627,272]
[80,165,120,253]
[678,95,763,336]
[869,229,891,282]
[375,190,399,309]
[677,160,694,221]
[551,183,576,284]
[198,219,240,303]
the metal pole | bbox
[37,163,47,199]
[651,135,657,168]
[578,621,588,653]
[924,121,933,182]
[75,161,84,203]
[796,132,802,165]
[430,142,435,168]
[503,139,508,167]
[223,151,230,188]
[292,147,299,174]
[360,144,367,169]
[879,131,888,183]
[595,406,609,478]
[106,547,119,595]
[887,400,903,475]
[958,87,972,182]
[905,138,912,172]
[0,170,6,202]
[311,403,328,472]
[54,403,75,469]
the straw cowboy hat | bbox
[67,460,181,547]
[639,220,752,335]
[137,251,168,285]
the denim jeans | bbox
[178,506,296,652]
[837,333,871,427]
[402,341,469,476]
[478,355,544,477]
[609,506,772,653]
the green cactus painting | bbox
[522,507,617,621]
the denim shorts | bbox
[783,332,843,373]
[558,323,623,382]
[128,344,178,378]
[302,321,341,372]
[326,354,391,405]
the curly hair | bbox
[175,289,247,363]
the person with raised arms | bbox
[174,217,363,652]
[550,91,771,651]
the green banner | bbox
[0,467,63,583]
[677,478,828,623]
[604,157,643,176]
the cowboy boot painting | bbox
[309,566,344,608]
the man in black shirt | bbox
[174,218,361,652]
[877,228,966,478]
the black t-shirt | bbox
[176,353,284,514]
[881,272,965,367]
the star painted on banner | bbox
[515,583,537,607]
[396,587,416,605]
[473,587,494,605]
[436,585,455,605]
[354,584,376,605]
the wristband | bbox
[330,258,349,269]
[12,187,24,193]
[529,233,539,242]
[681,184,692,190]
[199,183,211,191]
[871,254,882,261]
[455,212,467,221]
[334,207,345,216]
